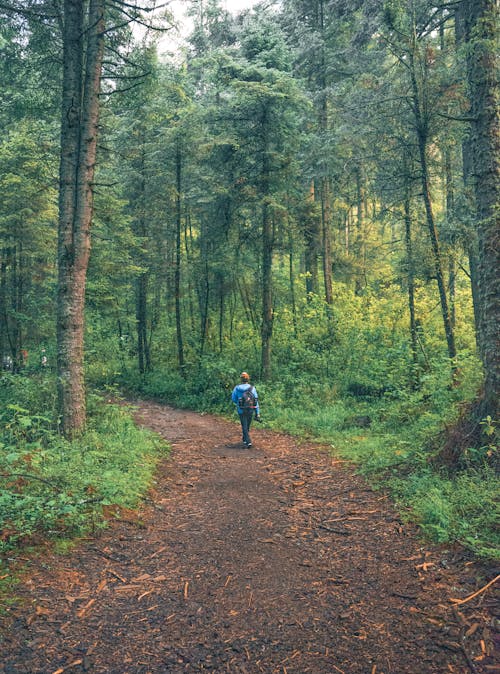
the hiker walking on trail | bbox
[231,371,261,448]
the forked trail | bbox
[1,401,497,674]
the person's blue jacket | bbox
[231,383,260,416]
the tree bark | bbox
[354,167,365,296]
[302,184,320,299]
[57,0,105,437]
[404,193,419,386]
[134,140,150,374]
[455,4,484,353]
[320,176,334,313]
[409,45,458,379]
[136,272,150,374]
[287,221,298,339]
[464,0,499,418]
[0,251,6,365]
[174,143,185,371]
[261,105,273,380]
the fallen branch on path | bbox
[318,523,351,535]
[450,574,499,605]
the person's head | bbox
[240,371,250,382]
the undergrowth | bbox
[0,374,167,556]
[120,358,499,561]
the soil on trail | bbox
[1,401,498,674]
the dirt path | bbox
[1,401,497,674]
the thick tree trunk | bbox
[455,5,484,354]
[461,136,483,352]
[57,0,105,437]
[464,0,499,418]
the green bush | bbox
[0,374,167,552]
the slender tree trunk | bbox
[320,177,334,314]
[10,245,20,369]
[444,148,456,328]
[261,202,273,380]
[175,144,184,371]
[354,167,366,296]
[184,209,197,338]
[417,127,458,374]
[287,224,298,338]
[0,251,6,364]
[1,248,15,363]
[317,0,334,315]
[135,273,150,374]
[409,47,458,378]
[303,183,320,300]
[261,105,273,380]
[404,193,419,386]
[135,142,150,374]
[57,0,105,437]
[218,277,224,353]
[464,0,499,418]
[199,260,210,358]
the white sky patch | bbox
[136,1,278,58]
[153,0,263,56]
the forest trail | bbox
[1,401,497,674]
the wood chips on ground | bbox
[0,401,498,674]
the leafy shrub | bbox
[0,374,166,552]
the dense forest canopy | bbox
[0,0,498,555]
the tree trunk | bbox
[354,167,366,296]
[135,141,150,374]
[174,144,185,371]
[320,176,334,316]
[0,251,6,365]
[136,273,150,374]
[409,47,458,379]
[57,0,105,437]
[260,105,273,380]
[456,5,484,353]
[404,193,419,386]
[303,183,320,299]
[464,0,499,418]
[288,223,298,339]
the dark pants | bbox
[239,410,253,445]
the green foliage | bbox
[391,469,499,558]
[113,338,499,560]
[1,0,496,564]
[0,374,167,552]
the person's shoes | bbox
[246,442,252,448]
